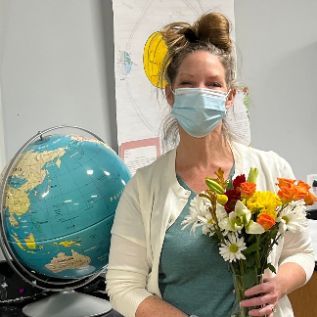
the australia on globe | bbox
[2,134,131,279]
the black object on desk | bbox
[0,261,123,317]
[306,208,317,271]
[307,208,317,220]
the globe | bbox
[0,126,132,316]
[0,128,131,283]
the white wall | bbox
[0,87,5,171]
[0,0,117,162]
[0,0,7,171]
[0,87,5,261]
[235,0,317,180]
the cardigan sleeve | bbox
[106,173,153,317]
[278,224,315,283]
[269,151,315,282]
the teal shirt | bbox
[159,176,235,317]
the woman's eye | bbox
[179,81,192,86]
[208,82,222,88]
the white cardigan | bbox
[106,142,315,317]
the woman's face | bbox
[166,50,234,107]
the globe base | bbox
[22,290,112,317]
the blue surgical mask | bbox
[171,87,229,138]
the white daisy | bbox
[278,200,307,233]
[182,194,214,233]
[202,223,215,236]
[190,193,212,215]
[219,233,247,263]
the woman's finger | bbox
[247,304,276,316]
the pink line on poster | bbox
[119,137,161,174]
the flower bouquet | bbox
[182,168,317,317]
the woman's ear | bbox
[165,85,174,107]
[226,88,236,109]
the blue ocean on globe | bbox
[3,134,131,279]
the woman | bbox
[106,12,315,317]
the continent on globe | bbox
[5,148,66,227]
[24,233,37,250]
[11,232,36,251]
[55,240,80,248]
[45,250,91,273]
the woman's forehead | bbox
[176,52,226,76]
[179,50,222,65]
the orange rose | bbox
[304,191,317,205]
[293,181,310,200]
[277,178,317,205]
[277,178,297,203]
[276,178,295,189]
[257,213,276,231]
[277,187,296,203]
[240,182,256,198]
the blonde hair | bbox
[160,12,235,87]
[160,12,236,150]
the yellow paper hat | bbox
[143,31,168,88]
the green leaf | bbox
[247,167,258,183]
[265,263,276,274]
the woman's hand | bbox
[239,276,282,317]
[240,262,307,316]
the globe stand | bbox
[23,290,112,317]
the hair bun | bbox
[194,12,232,51]
[182,28,199,43]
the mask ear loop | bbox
[169,86,176,96]
[224,89,233,111]
[225,89,231,100]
